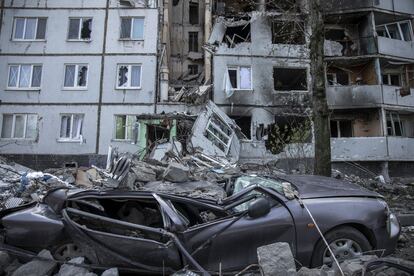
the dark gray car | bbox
[0,175,400,275]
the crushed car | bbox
[0,175,400,275]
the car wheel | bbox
[52,242,87,262]
[311,226,372,267]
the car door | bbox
[62,195,182,274]
[180,197,296,273]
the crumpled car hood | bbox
[279,175,382,199]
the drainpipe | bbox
[204,0,212,84]
[159,0,170,102]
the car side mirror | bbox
[248,197,271,219]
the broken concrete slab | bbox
[12,249,57,276]
[75,170,93,187]
[162,162,190,183]
[143,180,226,200]
[257,242,296,276]
[130,165,157,183]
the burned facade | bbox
[1,0,414,177]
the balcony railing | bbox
[377,36,414,60]
[323,0,414,15]
[331,137,414,161]
[327,85,414,108]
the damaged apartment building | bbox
[322,0,414,177]
[1,0,414,177]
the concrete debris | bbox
[143,180,226,200]
[257,242,296,276]
[11,250,57,276]
[163,162,190,182]
[56,257,97,276]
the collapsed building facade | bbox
[1,0,414,177]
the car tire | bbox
[311,226,372,268]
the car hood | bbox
[278,175,383,199]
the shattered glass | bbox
[8,66,19,87]
[18,65,31,87]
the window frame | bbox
[7,64,42,90]
[188,31,199,52]
[119,17,145,41]
[386,112,405,137]
[376,20,414,42]
[113,115,139,141]
[116,64,143,89]
[67,17,93,41]
[204,114,234,154]
[382,73,402,86]
[62,64,89,90]
[12,17,47,41]
[1,113,38,140]
[58,113,84,142]
[226,66,253,91]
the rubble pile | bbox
[0,250,118,276]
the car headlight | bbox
[387,212,400,238]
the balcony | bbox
[327,85,414,108]
[377,36,414,60]
[331,137,414,161]
[323,0,414,15]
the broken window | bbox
[327,71,350,86]
[225,66,252,91]
[60,114,84,141]
[68,18,92,40]
[272,20,305,44]
[382,73,401,86]
[273,68,307,91]
[376,20,413,41]
[117,64,142,88]
[189,2,199,25]
[64,64,88,88]
[330,120,353,138]
[13,17,47,40]
[224,23,251,48]
[115,115,139,141]
[188,32,199,52]
[205,114,234,153]
[387,112,404,137]
[120,17,144,40]
[1,114,38,139]
[188,64,198,75]
[7,64,42,89]
[231,116,251,139]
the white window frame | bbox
[376,20,414,41]
[116,64,142,89]
[113,115,139,141]
[7,64,42,90]
[58,114,84,142]
[387,112,405,137]
[227,66,252,91]
[205,114,234,154]
[67,17,93,41]
[12,17,47,41]
[1,113,38,140]
[62,64,89,90]
[382,73,402,86]
[120,17,145,40]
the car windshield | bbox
[233,175,286,195]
